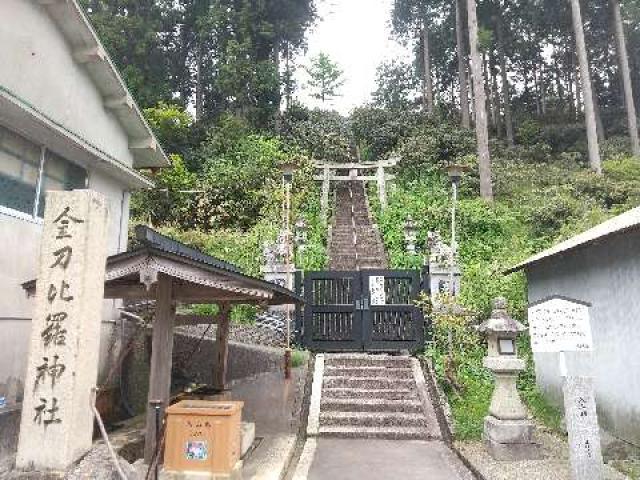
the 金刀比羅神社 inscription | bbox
[32,205,85,427]
[16,190,109,472]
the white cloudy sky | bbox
[294,0,411,115]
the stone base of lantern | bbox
[483,416,543,461]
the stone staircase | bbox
[315,354,441,440]
[328,181,388,271]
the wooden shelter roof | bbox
[23,225,303,306]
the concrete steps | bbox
[328,181,388,271]
[321,398,423,414]
[325,355,412,368]
[322,388,416,400]
[321,411,428,428]
[323,376,416,390]
[318,426,432,440]
[316,354,434,440]
[323,366,414,379]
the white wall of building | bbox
[0,164,131,401]
[0,1,142,406]
[0,0,135,168]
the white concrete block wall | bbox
[0,0,135,168]
[0,171,132,400]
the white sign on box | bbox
[528,296,593,353]
[369,276,386,306]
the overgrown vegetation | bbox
[367,111,640,438]
[86,0,640,449]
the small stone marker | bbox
[563,376,604,480]
[16,190,109,473]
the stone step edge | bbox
[323,366,414,374]
[322,387,417,395]
[323,376,415,383]
[318,426,433,440]
[321,398,422,407]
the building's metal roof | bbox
[505,206,640,274]
[37,0,170,170]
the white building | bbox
[0,0,169,465]
[507,207,640,447]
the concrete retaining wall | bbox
[0,405,21,473]
[125,334,285,416]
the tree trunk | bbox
[285,42,292,111]
[422,24,435,116]
[497,18,514,145]
[456,0,471,128]
[593,85,606,142]
[611,0,640,156]
[195,40,204,122]
[569,0,602,173]
[540,61,547,115]
[491,52,502,137]
[533,62,542,116]
[484,54,495,128]
[575,61,583,116]
[273,41,282,133]
[467,0,493,200]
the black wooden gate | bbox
[299,270,425,352]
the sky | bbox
[294,0,411,115]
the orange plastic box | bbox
[163,400,244,476]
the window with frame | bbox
[0,124,87,219]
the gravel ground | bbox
[65,445,137,480]
[455,429,629,480]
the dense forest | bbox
[84,0,640,458]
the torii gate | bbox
[313,157,398,220]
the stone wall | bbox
[526,228,640,446]
[0,405,21,474]
[124,334,285,416]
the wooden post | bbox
[144,273,176,464]
[213,304,232,391]
[377,164,387,209]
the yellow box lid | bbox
[167,400,244,416]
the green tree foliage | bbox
[281,105,352,162]
[372,60,420,110]
[83,0,317,129]
[304,53,345,104]
[79,0,174,107]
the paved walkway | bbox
[292,438,474,480]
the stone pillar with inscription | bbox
[15,190,109,474]
[564,377,604,479]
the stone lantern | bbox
[478,297,541,461]
[404,216,418,254]
[295,217,308,253]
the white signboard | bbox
[369,276,386,306]
[528,297,593,353]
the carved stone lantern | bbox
[295,217,308,253]
[478,297,541,461]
